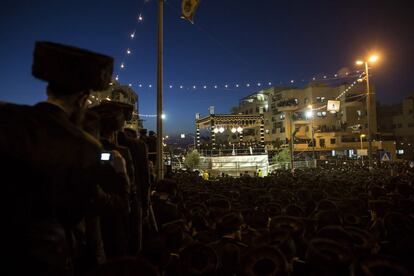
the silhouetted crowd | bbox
[1,41,413,275]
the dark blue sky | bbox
[1,0,412,134]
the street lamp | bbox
[356,54,380,170]
[360,133,366,165]
[306,105,316,162]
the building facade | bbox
[378,92,414,160]
[234,82,396,160]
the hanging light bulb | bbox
[180,85,183,89]
[149,84,152,88]
[237,127,243,133]
[130,31,135,39]
[115,75,119,81]
[138,14,143,21]
[139,84,142,87]
[126,48,131,55]
[120,62,125,69]
[203,85,207,89]
[219,127,225,133]
[236,84,239,88]
[290,80,294,83]
[268,82,272,85]
[231,127,237,133]
[225,84,228,88]
[246,83,250,87]
[257,82,261,86]
[169,85,173,88]
[214,85,218,89]
[213,128,219,134]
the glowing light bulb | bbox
[257,83,261,86]
[120,63,125,69]
[169,85,173,88]
[246,83,250,87]
[268,82,272,85]
[236,84,239,87]
[203,85,207,89]
[130,32,135,39]
[126,49,131,55]
[138,14,143,21]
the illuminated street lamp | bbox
[355,54,380,170]
[360,134,366,165]
[305,105,316,161]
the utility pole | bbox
[156,0,164,180]
[365,61,373,170]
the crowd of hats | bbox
[131,162,414,276]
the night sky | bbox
[1,0,412,135]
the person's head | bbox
[124,127,138,139]
[216,212,244,240]
[155,179,178,198]
[32,41,113,126]
[82,110,101,139]
[90,101,133,138]
[179,243,218,275]
[139,128,148,138]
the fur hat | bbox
[32,41,113,93]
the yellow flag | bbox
[181,0,200,23]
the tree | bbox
[272,148,291,163]
[184,149,200,170]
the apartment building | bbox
[234,82,396,160]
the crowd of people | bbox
[1,41,413,275]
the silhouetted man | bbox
[0,41,128,275]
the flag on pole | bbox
[181,0,200,23]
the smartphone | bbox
[100,151,112,162]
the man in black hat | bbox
[0,41,129,275]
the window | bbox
[320,138,326,148]
[272,128,276,134]
[330,138,336,144]
[280,127,285,133]
[280,114,285,120]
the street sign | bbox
[380,151,391,162]
[327,100,340,112]
[357,149,368,156]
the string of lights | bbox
[311,72,367,111]
[116,70,364,92]
[113,1,367,93]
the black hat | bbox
[90,100,133,121]
[269,216,305,239]
[179,243,218,275]
[217,212,244,235]
[306,238,353,266]
[354,255,411,276]
[32,41,113,93]
[242,246,288,276]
